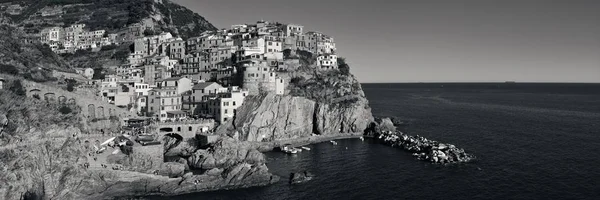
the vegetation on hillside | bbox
[288,56,363,105]
[0,25,71,81]
[0,78,81,143]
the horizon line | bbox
[361,81,600,84]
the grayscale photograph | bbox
[0,0,598,199]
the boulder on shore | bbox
[289,171,314,184]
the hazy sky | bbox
[172,0,600,83]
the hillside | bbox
[4,0,216,38]
[0,25,72,81]
[2,0,217,69]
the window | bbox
[224,117,228,121]
[150,107,153,111]
[161,107,164,110]
[177,127,181,132]
[224,109,228,114]
[189,126,193,131]
[233,101,236,106]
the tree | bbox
[67,81,75,92]
[0,64,19,75]
[92,68,105,80]
[283,49,292,59]
[59,106,72,114]
[121,84,129,92]
[143,29,155,36]
[9,80,26,96]
[337,57,350,75]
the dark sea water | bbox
[151,83,600,200]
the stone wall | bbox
[152,119,216,139]
[20,79,136,119]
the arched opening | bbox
[87,104,96,119]
[159,127,173,132]
[44,93,56,103]
[97,106,105,119]
[58,96,67,104]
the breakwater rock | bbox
[289,171,314,184]
[376,131,475,164]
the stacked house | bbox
[69,20,339,123]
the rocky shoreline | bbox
[375,131,475,164]
[368,118,476,164]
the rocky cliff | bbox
[218,57,374,142]
[0,88,278,199]
[0,133,278,200]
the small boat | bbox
[286,149,298,154]
[301,146,311,151]
[294,148,303,152]
[330,140,338,145]
[359,136,364,141]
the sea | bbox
[148,83,600,200]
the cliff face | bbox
[219,60,374,142]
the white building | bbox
[184,82,224,113]
[283,24,304,36]
[316,54,338,70]
[147,87,184,121]
[156,77,193,95]
[275,77,285,95]
[40,27,63,43]
[204,88,249,124]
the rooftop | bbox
[193,82,222,90]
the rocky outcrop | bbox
[158,162,186,178]
[0,133,279,200]
[187,137,266,170]
[289,171,314,184]
[375,130,475,164]
[219,93,373,142]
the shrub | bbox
[67,82,75,92]
[337,57,350,76]
[143,29,155,36]
[283,49,292,59]
[59,106,73,114]
[92,68,105,80]
[0,64,19,75]
[100,44,118,51]
[290,76,305,85]
[121,84,129,92]
[9,80,26,96]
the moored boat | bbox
[301,146,311,150]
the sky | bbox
[172,0,600,83]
